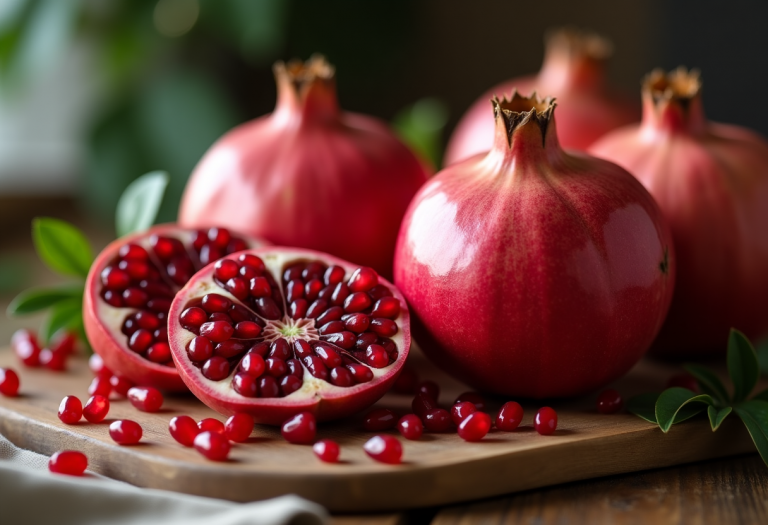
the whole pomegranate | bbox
[394,93,674,398]
[445,28,638,165]
[179,55,430,278]
[590,68,768,357]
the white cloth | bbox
[0,433,328,525]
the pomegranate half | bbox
[445,28,638,165]
[178,55,430,278]
[167,247,410,424]
[394,93,674,398]
[84,224,264,391]
[589,68,768,357]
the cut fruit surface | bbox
[168,247,411,425]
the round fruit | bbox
[313,439,340,463]
[127,386,163,413]
[0,368,20,397]
[169,415,200,446]
[58,396,82,425]
[496,402,524,431]
[49,450,87,476]
[83,224,264,392]
[364,435,402,464]
[109,420,143,445]
[596,389,624,414]
[535,407,558,435]
[168,247,411,424]
[457,412,491,442]
[397,414,423,440]
[281,412,316,444]
[194,431,231,461]
[83,395,110,423]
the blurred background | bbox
[0,0,766,339]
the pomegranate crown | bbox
[491,91,556,147]
[643,67,702,105]
[273,54,335,94]
[273,54,338,121]
[544,26,613,61]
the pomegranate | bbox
[397,414,423,440]
[58,396,83,425]
[535,407,558,435]
[83,224,263,391]
[178,55,430,278]
[590,68,768,357]
[83,395,110,423]
[0,368,19,397]
[363,435,402,464]
[168,247,410,424]
[170,415,200,446]
[394,93,674,398]
[496,402,524,432]
[457,412,491,442]
[445,27,637,165]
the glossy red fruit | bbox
[12,329,41,367]
[109,375,134,397]
[666,374,699,393]
[88,376,111,397]
[83,395,110,423]
[445,27,638,164]
[0,368,20,397]
[58,396,82,425]
[416,381,439,402]
[363,435,402,464]
[225,413,254,443]
[281,412,316,444]
[454,392,486,411]
[198,418,225,435]
[167,247,411,425]
[458,412,492,442]
[496,402,524,432]
[194,431,231,461]
[535,407,558,435]
[313,439,340,463]
[395,93,674,399]
[451,402,477,426]
[169,415,200,447]
[109,420,143,445]
[127,386,163,413]
[596,389,624,414]
[179,55,430,278]
[391,367,418,395]
[397,414,423,440]
[39,348,67,371]
[412,392,437,420]
[363,408,398,432]
[48,450,87,476]
[423,408,452,432]
[83,224,264,392]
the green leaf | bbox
[752,389,768,402]
[757,339,768,376]
[40,298,82,344]
[734,400,768,467]
[728,329,759,403]
[115,171,169,238]
[655,387,714,433]
[32,218,93,278]
[7,284,83,315]
[627,393,660,424]
[684,363,730,404]
[707,405,732,431]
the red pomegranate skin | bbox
[445,28,637,165]
[590,69,768,357]
[179,56,429,278]
[394,94,674,398]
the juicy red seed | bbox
[283,264,304,282]
[346,364,373,383]
[412,392,437,419]
[119,259,149,280]
[355,331,378,350]
[302,261,326,280]
[667,373,699,392]
[0,368,20,397]
[458,412,492,442]
[127,386,163,412]
[110,375,134,397]
[88,354,111,378]
[266,358,288,377]
[12,329,40,367]
[102,289,123,307]
[119,243,148,260]
[364,408,398,431]
[208,312,233,323]
[451,401,477,426]
[380,338,398,359]
[597,389,624,414]
[128,329,153,353]
[134,311,160,330]
[305,279,323,301]
[233,373,258,397]
[324,265,345,286]
[259,376,280,397]
[148,298,172,314]
[101,266,130,289]
[315,345,342,368]
[83,395,110,423]
[293,339,313,359]
[151,235,178,260]
[199,321,234,343]
[316,306,343,325]
[140,280,173,297]
[319,320,344,335]
[255,297,281,320]
[146,342,172,363]
[286,279,304,302]
[225,413,254,443]
[280,374,303,396]
[199,245,222,266]
[169,258,194,285]
[321,331,356,349]
[239,265,259,279]
[290,299,309,319]
[317,285,335,301]
[249,276,272,298]
[535,407,558,435]
[417,380,440,402]
[348,267,378,292]
[249,341,270,357]
[169,415,200,446]
[424,408,452,432]
[225,277,249,300]
[110,420,143,445]
[303,355,328,380]
[313,439,340,463]
[365,344,389,368]
[281,412,316,444]
[368,285,392,300]
[454,392,486,411]
[188,336,214,362]
[202,294,231,313]
[496,401,524,431]
[198,418,225,434]
[269,339,292,360]
[229,304,257,323]
[240,352,266,377]
[180,307,208,330]
[370,318,398,337]
[287,358,303,377]
[40,349,67,371]
[214,259,239,282]
[228,239,248,254]
[58,396,82,425]
[364,435,402,464]
[343,292,372,313]
[391,367,418,394]
[215,340,247,359]
[194,431,231,461]
[371,297,401,319]
[203,356,230,381]
[49,450,87,476]
[329,366,354,387]
[207,227,231,248]
[397,414,424,440]
[88,376,111,397]
[122,287,148,308]
[344,313,371,333]
[306,299,328,319]
[238,254,265,272]
[330,283,350,306]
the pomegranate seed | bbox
[344,313,371,333]
[319,320,344,335]
[305,279,323,301]
[50,331,76,355]
[233,372,258,397]
[214,259,239,282]
[315,345,342,368]
[49,450,87,476]
[88,354,111,378]
[458,412,492,442]
[208,312,233,324]
[120,259,149,280]
[451,401,477,425]
[667,373,699,392]
[225,413,254,442]
[225,277,249,300]
[194,431,231,461]
[324,265,345,285]
[199,245,221,265]
[207,227,231,248]
[148,298,172,313]
[127,386,163,412]
[330,283,350,306]
[597,389,624,414]
[363,408,398,431]
[322,331,355,349]
[293,339,313,359]
[249,276,272,297]
[346,364,373,383]
[228,235,249,253]
[134,311,160,331]
[180,307,208,330]
[417,380,440,402]
[283,265,303,282]
[201,294,231,313]
[238,254,265,272]
[364,435,402,464]
[348,266,378,292]
[371,297,400,319]
[12,329,41,367]
[370,318,397,337]
[303,355,328,380]
[306,299,328,319]
[203,356,230,381]
[313,439,340,463]
[58,396,83,425]
[151,235,178,260]
[110,419,143,445]
[0,368,20,397]
[215,340,247,359]
[412,392,437,419]
[319,286,335,302]
[146,342,172,363]
[496,401,524,431]
[101,266,130,289]
[280,374,303,396]
[255,297,281,319]
[281,412,317,444]
[317,307,344,326]
[240,352,266,377]
[290,299,309,319]
[103,289,123,306]
[535,407,558,435]
[391,367,418,394]
[330,366,354,387]
[109,375,134,397]
[269,339,292,360]
[258,376,280,397]
[39,348,67,371]
[454,392,486,411]
[265,358,288,377]
[356,331,378,349]
[188,336,214,362]
[287,359,303,377]
[343,292,372,313]
[248,341,270,357]
[397,414,423,440]
[302,261,326,280]
[119,243,148,260]
[423,408,452,432]
[286,279,304,302]
[122,287,148,308]
[88,376,111,397]
[365,344,389,368]
[198,418,225,435]
[169,415,200,446]
[368,285,392,300]
[199,321,234,343]
[82,395,110,423]
[128,329,153,353]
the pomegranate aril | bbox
[347,364,373,384]
[169,415,200,446]
[202,294,231,313]
[315,344,342,368]
[12,329,41,367]
[140,280,173,297]
[110,419,143,445]
[110,375,134,397]
[371,297,401,319]
[228,237,247,253]
[379,338,398,359]
[101,266,131,290]
[281,412,316,444]
[324,265,345,286]
[203,356,230,381]
[198,418,225,434]
[128,329,153,353]
[293,339,313,359]
[365,344,389,368]
[233,372,259,397]
[398,414,423,440]
[302,261,326,281]
[127,386,163,412]
[134,311,160,331]
[122,287,148,308]
[215,340,247,359]
[303,355,328,380]
[83,395,110,423]
[451,401,477,425]
[39,348,67,371]
[368,284,392,300]
[208,312,233,324]
[283,264,304,283]
[355,331,378,350]
[249,276,272,298]
[280,374,303,396]
[321,331,355,349]
[194,431,231,461]
[412,392,437,419]
[255,297,281,319]
[119,243,149,260]
[348,266,378,293]
[330,366,354,387]
[535,407,558,435]
[319,320,344,335]
[290,299,309,319]
[119,259,149,280]
[330,283,350,306]
[249,341,270,357]
[238,254,265,272]
[88,354,111,378]
[269,339,292,360]
[458,412,491,442]
[364,408,398,431]
[305,279,323,301]
[423,408,452,432]
[146,342,172,363]
[417,380,439,402]
[151,235,180,261]
[259,375,280,397]
[180,307,208,330]
[454,392,486,411]
[88,376,111,397]
[317,285,335,302]
[343,292,372,313]
[199,321,234,343]
[306,299,328,319]
[316,306,343,325]
[230,304,258,324]
[208,227,231,248]
[287,358,303,377]
[391,367,418,394]
[313,439,340,463]
[0,368,20,397]
[344,313,371,333]
[240,352,266,377]
[597,389,624,414]
[266,358,288,377]
[49,450,88,476]
[225,277,249,300]
[188,336,214,362]
[370,318,397,337]
[225,413,254,442]
[214,259,240,282]
[102,289,123,307]
[364,435,402,464]
[199,245,222,266]
[286,279,304,302]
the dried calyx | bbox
[545,26,613,61]
[492,92,556,147]
[644,67,701,105]
[273,55,338,119]
[641,67,704,133]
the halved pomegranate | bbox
[84,224,264,391]
[167,247,410,424]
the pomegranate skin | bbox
[394,93,674,398]
[179,56,429,278]
[590,68,768,357]
[445,28,637,166]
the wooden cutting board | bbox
[0,346,755,512]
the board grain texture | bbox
[0,346,756,513]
